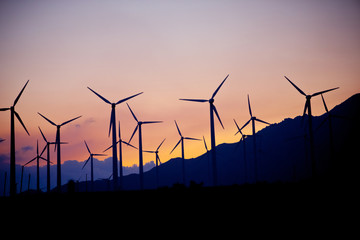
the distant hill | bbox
[72,93,360,191]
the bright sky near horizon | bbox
[1,0,360,169]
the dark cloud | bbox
[21,145,33,152]
[84,118,95,124]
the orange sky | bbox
[1,0,360,169]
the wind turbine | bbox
[144,138,166,188]
[103,121,137,190]
[234,119,249,183]
[284,76,338,179]
[127,103,162,190]
[38,113,82,191]
[170,120,201,185]
[240,95,270,182]
[24,140,47,192]
[180,74,229,186]
[38,127,66,192]
[0,80,30,196]
[82,140,106,191]
[87,87,143,190]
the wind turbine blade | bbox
[84,140,91,154]
[13,80,29,107]
[93,154,107,156]
[87,87,111,104]
[142,121,163,124]
[103,144,113,152]
[0,108,10,111]
[233,119,241,135]
[211,74,229,99]
[126,103,138,122]
[320,94,329,113]
[203,136,208,151]
[40,145,47,157]
[174,120,182,137]
[184,137,201,141]
[144,150,155,153]
[213,105,224,129]
[108,110,114,137]
[60,115,82,126]
[315,116,328,133]
[157,155,161,165]
[38,112,57,126]
[14,111,30,136]
[156,138,166,151]
[284,76,306,96]
[82,157,91,169]
[170,139,181,154]
[116,92,144,105]
[247,94,253,117]
[118,121,121,139]
[255,118,270,125]
[54,129,60,152]
[128,125,138,144]
[311,87,339,97]
[122,140,138,149]
[303,100,309,117]
[179,98,208,102]
[39,156,47,162]
[240,119,251,131]
[301,100,309,126]
[38,127,48,143]
[24,157,37,166]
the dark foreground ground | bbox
[1,179,355,216]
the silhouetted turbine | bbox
[38,113,81,191]
[0,138,5,143]
[234,119,249,183]
[127,103,162,190]
[180,74,229,186]
[39,127,66,192]
[284,76,338,179]
[0,80,30,196]
[144,138,166,188]
[82,140,106,191]
[170,120,200,185]
[239,95,270,182]
[24,140,47,192]
[103,121,137,190]
[88,87,143,190]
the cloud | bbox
[21,145,33,152]
[84,118,96,124]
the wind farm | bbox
[0,1,359,208]
[1,76,357,198]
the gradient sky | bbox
[1,0,360,170]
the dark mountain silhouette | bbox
[71,93,359,192]
[2,93,358,195]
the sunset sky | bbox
[1,0,359,170]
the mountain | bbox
[73,93,360,191]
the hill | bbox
[72,93,360,191]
